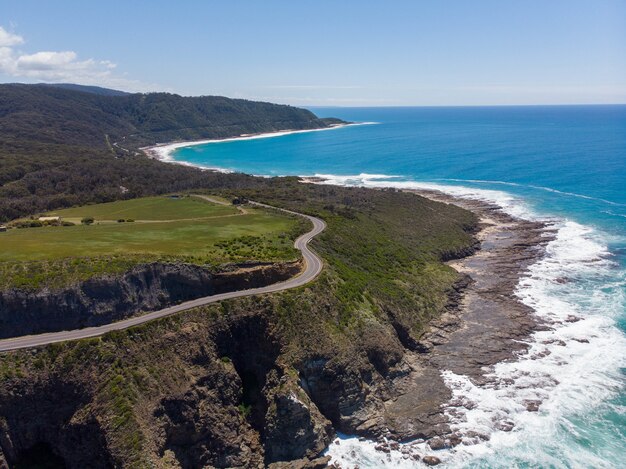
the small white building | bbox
[0,225,6,232]
[38,216,61,222]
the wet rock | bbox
[524,400,541,412]
[447,433,463,447]
[308,456,332,469]
[272,455,334,469]
[427,437,446,450]
[374,444,390,453]
[463,401,477,410]
[423,455,442,466]
[465,430,489,442]
[495,420,515,432]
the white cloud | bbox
[17,51,80,70]
[0,26,159,92]
[0,27,23,47]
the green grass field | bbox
[46,195,238,221]
[0,196,306,289]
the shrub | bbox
[13,220,44,228]
[81,217,95,225]
[117,219,126,223]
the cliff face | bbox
[0,275,471,469]
[0,306,337,469]
[0,261,301,339]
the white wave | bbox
[436,178,626,207]
[313,173,401,185]
[321,174,626,468]
[602,209,626,219]
[313,174,542,220]
[436,218,626,468]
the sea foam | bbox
[319,174,626,468]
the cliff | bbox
[0,261,301,339]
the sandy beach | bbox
[140,122,371,167]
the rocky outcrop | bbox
[0,380,113,468]
[152,312,334,468]
[0,260,301,339]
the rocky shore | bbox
[327,190,555,465]
[329,190,554,469]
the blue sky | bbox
[1,0,624,105]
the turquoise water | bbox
[172,106,626,468]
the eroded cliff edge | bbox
[0,261,302,339]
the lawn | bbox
[46,195,238,221]
[0,196,306,289]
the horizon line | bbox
[4,82,625,108]
[302,102,626,108]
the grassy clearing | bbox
[0,212,297,262]
[45,195,238,222]
[0,196,306,289]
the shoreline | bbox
[140,136,558,435]
[321,184,557,465]
[137,135,619,465]
[140,122,373,167]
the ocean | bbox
[170,106,626,468]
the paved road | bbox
[0,201,326,352]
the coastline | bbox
[139,137,558,444]
[140,122,373,168]
[325,189,556,465]
[137,135,623,466]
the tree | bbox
[81,217,94,225]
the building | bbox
[38,216,61,222]
[0,225,6,232]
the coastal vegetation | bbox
[0,83,480,467]
[0,83,343,222]
[0,185,478,467]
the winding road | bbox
[0,200,326,352]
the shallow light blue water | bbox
[173,106,626,468]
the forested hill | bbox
[0,83,342,149]
[0,83,343,221]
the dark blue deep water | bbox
[172,106,626,468]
